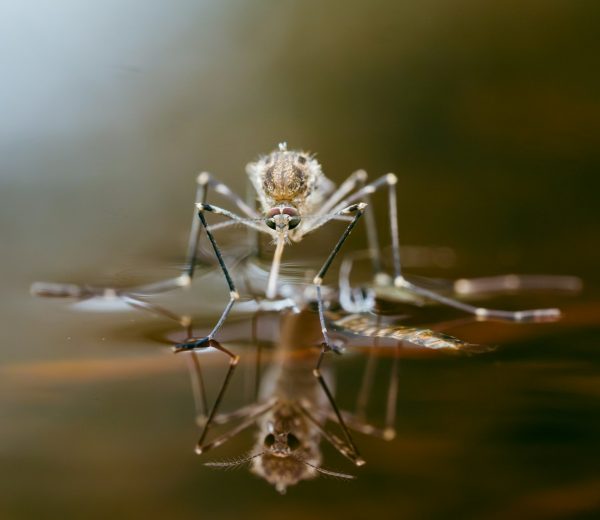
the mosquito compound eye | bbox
[288,216,301,230]
[296,155,307,165]
[264,433,276,447]
[266,218,277,230]
[287,433,300,451]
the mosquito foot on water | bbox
[322,341,345,355]
[173,337,211,353]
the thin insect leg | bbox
[452,274,583,296]
[198,172,260,219]
[334,175,563,322]
[321,170,383,274]
[202,400,274,427]
[383,342,400,440]
[119,294,192,327]
[395,277,562,322]
[30,282,93,299]
[246,178,261,258]
[331,341,399,441]
[297,402,365,466]
[174,205,250,350]
[186,351,209,420]
[192,342,239,454]
[325,173,400,277]
[313,169,369,217]
[29,282,196,325]
[313,203,366,349]
[196,400,276,456]
[302,174,396,241]
[313,348,364,466]
[184,172,210,279]
[355,324,380,420]
[197,203,273,236]
[362,186,383,275]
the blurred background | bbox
[1,1,599,518]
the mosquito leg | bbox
[188,340,270,428]
[395,277,562,322]
[333,340,400,441]
[332,174,564,322]
[186,341,240,454]
[208,401,274,426]
[384,342,400,440]
[314,169,369,217]
[312,343,365,466]
[354,316,381,420]
[383,177,564,321]
[29,282,195,327]
[195,399,276,456]
[186,350,209,421]
[452,274,583,296]
[297,401,365,466]
[174,207,248,350]
[119,294,192,328]
[313,203,366,350]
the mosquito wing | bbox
[331,313,490,353]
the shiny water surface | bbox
[2,1,599,519]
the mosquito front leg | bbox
[313,203,366,351]
[307,203,367,466]
[174,205,248,350]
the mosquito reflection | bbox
[183,310,399,494]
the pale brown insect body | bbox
[250,362,326,494]
[246,142,335,240]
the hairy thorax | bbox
[246,145,334,216]
[262,154,309,205]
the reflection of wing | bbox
[331,313,490,352]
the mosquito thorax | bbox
[265,205,302,231]
[247,142,331,219]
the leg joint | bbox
[196,171,211,185]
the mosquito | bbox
[31,142,572,476]
[184,310,400,494]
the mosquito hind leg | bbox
[395,276,561,322]
[342,173,565,323]
[452,274,583,296]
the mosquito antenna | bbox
[293,456,356,481]
[204,451,265,471]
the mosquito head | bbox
[251,420,317,494]
[265,205,301,232]
[262,427,302,457]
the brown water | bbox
[1,1,599,518]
